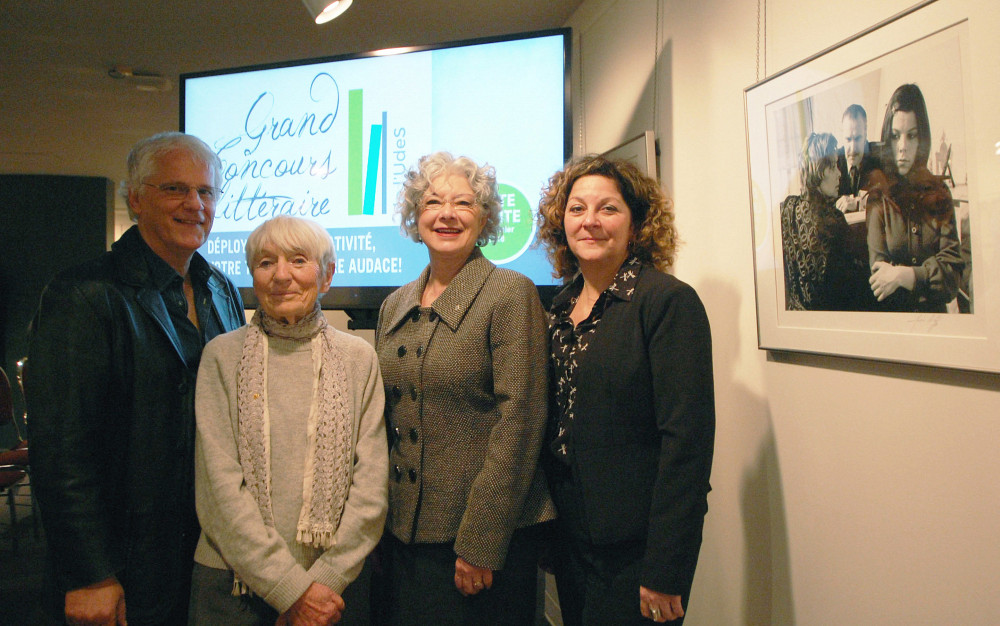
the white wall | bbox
[566,0,1000,623]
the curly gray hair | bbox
[396,152,502,246]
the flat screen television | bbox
[180,28,571,326]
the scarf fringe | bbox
[232,573,251,597]
[296,527,337,549]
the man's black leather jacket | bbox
[25,225,244,622]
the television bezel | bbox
[179,28,571,323]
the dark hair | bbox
[536,155,678,279]
[799,132,839,197]
[879,84,932,176]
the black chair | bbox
[1,365,33,551]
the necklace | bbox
[570,285,602,325]
[576,287,600,309]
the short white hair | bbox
[245,216,336,272]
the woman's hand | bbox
[64,577,127,626]
[640,586,684,622]
[869,261,916,301]
[454,556,494,596]
[275,582,344,626]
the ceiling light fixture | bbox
[108,66,172,92]
[302,0,353,24]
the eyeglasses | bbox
[420,197,478,213]
[142,182,219,203]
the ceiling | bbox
[0,0,581,196]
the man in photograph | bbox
[25,132,245,625]
[836,104,880,213]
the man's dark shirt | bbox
[140,238,224,366]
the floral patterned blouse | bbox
[548,256,641,463]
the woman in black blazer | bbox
[537,155,715,625]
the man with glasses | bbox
[26,132,245,625]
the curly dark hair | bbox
[536,155,678,279]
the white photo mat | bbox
[744,0,1000,372]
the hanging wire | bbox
[755,0,768,80]
[577,32,586,155]
[653,0,661,138]
[756,0,761,81]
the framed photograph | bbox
[603,131,657,179]
[744,0,1000,373]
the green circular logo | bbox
[482,183,535,264]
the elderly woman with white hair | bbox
[189,215,388,626]
[375,152,554,625]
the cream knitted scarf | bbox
[237,303,352,553]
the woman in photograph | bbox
[780,132,873,310]
[537,155,715,625]
[865,83,963,312]
[189,215,388,626]
[374,152,554,624]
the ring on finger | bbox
[651,607,662,620]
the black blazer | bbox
[551,265,715,596]
[25,226,245,621]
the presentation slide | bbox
[182,33,567,290]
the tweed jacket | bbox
[375,248,555,570]
[25,225,245,621]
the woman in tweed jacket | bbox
[375,152,555,625]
